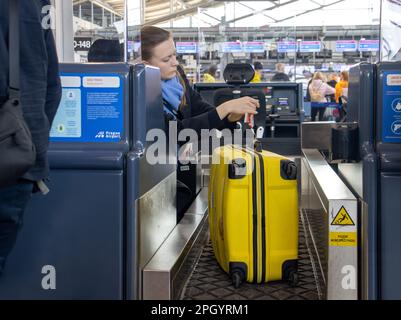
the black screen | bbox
[195,84,298,114]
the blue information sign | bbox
[243,42,265,53]
[359,40,379,52]
[299,41,321,53]
[176,42,198,54]
[222,42,242,53]
[382,71,401,143]
[277,41,297,53]
[50,73,124,143]
[335,40,358,52]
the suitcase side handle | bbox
[280,160,297,180]
[228,158,247,179]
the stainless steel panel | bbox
[301,148,358,300]
[200,155,212,170]
[139,172,177,272]
[196,159,203,195]
[143,213,207,300]
[202,169,210,187]
[303,149,356,204]
[139,155,176,198]
[301,122,336,150]
[361,200,369,300]
[301,122,358,160]
[338,163,363,198]
[186,188,208,215]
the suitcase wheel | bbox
[288,271,299,287]
[229,262,247,289]
[232,272,243,289]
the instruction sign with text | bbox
[50,73,124,143]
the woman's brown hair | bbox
[140,26,171,61]
[340,71,349,82]
[140,25,187,108]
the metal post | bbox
[53,0,74,62]
[170,0,174,28]
[91,1,94,25]
[124,0,128,62]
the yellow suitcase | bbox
[208,145,299,288]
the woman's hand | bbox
[216,96,260,122]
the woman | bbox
[140,26,259,222]
[335,71,349,103]
[141,26,258,136]
[309,72,335,121]
[335,71,349,120]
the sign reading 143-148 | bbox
[382,71,401,142]
[50,73,124,143]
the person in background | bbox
[203,64,218,83]
[335,71,349,120]
[250,61,263,83]
[335,71,349,103]
[326,73,338,103]
[0,0,62,274]
[271,63,290,82]
[87,39,124,62]
[140,26,259,222]
[304,72,315,102]
[309,72,335,121]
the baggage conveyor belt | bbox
[180,211,321,300]
[142,157,323,300]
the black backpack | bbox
[0,0,36,188]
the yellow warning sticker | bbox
[330,232,357,246]
[331,206,355,226]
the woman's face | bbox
[147,37,179,80]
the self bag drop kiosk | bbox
[0,63,176,299]
[194,82,304,155]
[340,61,401,299]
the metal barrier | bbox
[301,148,358,300]
[142,188,208,300]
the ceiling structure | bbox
[72,0,379,27]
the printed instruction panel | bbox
[382,71,401,142]
[50,74,124,142]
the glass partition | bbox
[381,0,401,61]
[71,0,124,63]
[195,1,297,84]
[55,0,380,73]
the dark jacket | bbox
[0,0,62,181]
[172,67,235,138]
[271,72,290,82]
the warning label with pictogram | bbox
[331,206,355,226]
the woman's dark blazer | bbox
[169,66,235,136]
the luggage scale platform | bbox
[180,212,321,300]
[143,157,325,300]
